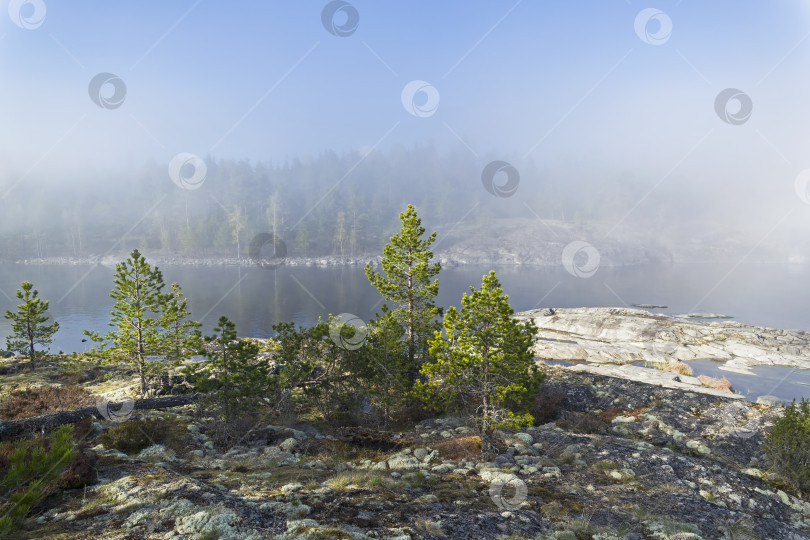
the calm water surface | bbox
[0,262,808,401]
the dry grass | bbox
[324,470,387,491]
[0,385,95,420]
[698,375,734,393]
[662,360,693,376]
[433,435,482,460]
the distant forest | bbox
[0,145,712,261]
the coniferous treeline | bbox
[0,145,672,261]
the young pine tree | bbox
[84,249,168,396]
[186,316,265,424]
[365,204,441,380]
[160,282,202,363]
[4,281,60,367]
[417,271,543,460]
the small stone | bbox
[279,438,298,453]
[281,482,303,494]
[440,431,453,438]
[500,511,514,518]
[756,395,785,407]
[513,432,534,445]
[542,466,561,478]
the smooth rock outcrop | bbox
[515,307,810,372]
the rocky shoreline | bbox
[516,307,810,374]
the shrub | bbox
[556,411,607,434]
[697,375,733,393]
[0,425,76,533]
[532,383,567,425]
[0,385,95,421]
[97,416,188,455]
[763,398,810,494]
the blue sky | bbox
[1,0,810,226]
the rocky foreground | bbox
[6,363,808,540]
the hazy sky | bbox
[1,1,810,226]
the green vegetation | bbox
[0,425,76,534]
[418,271,543,459]
[84,249,200,396]
[763,397,810,494]
[365,204,442,397]
[4,281,59,366]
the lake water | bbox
[1,261,808,401]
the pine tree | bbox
[84,249,168,396]
[187,316,265,424]
[417,271,543,460]
[160,283,202,362]
[365,205,441,379]
[4,282,59,366]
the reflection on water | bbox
[0,261,808,400]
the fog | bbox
[1,1,809,266]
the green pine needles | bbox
[763,398,810,494]
[84,249,201,396]
[418,271,543,460]
[4,281,60,366]
[365,204,442,380]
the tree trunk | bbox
[0,393,203,441]
[27,319,35,368]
